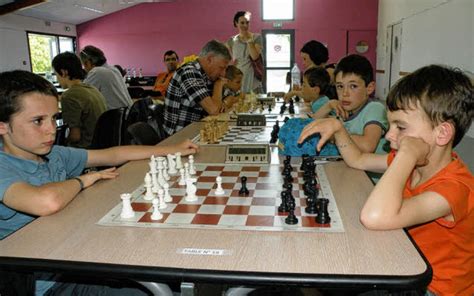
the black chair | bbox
[126,97,154,125]
[89,107,127,149]
[149,104,167,141]
[54,123,69,146]
[126,122,161,145]
[127,87,146,99]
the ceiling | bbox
[3,0,173,25]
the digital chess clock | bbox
[225,144,270,164]
[237,114,266,126]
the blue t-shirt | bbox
[343,99,388,154]
[0,145,87,240]
[310,95,330,113]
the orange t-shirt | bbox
[388,151,474,295]
[153,71,174,95]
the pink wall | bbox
[77,0,378,76]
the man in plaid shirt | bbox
[163,40,231,136]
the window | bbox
[27,32,75,79]
[262,0,294,21]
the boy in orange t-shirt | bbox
[299,65,473,295]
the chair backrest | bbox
[54,123,69,146]
[149,103,167,141]
[126,122,161,145]
[126,97,154,125]
[89,107,127,149]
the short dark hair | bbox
[0,70,58,123]
[303,67,330,95]
[300,40,329,66]
[79,45,107,67]
[163,50,179,61]
[225,65,243,80]
[52,52,85,80]
[233,11,251,27]
[334,54,373,86]
[387,65,473,147]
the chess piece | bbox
[239,176,249,195]
[283,116,290,123]
[167,154,177,175]
[144,173,154,200]
[120,193,135,219]
[316,198,331,224]
[158,189,167,209]
[175,152,183,170]
[185,177,198,202]
[184,162,190,180]
[188,155,196,175]
[151,198,163,220]
[162,160,170,181]
[163,183,172,202]
[178,168,186,186]
[285,196,298,225]
[278,191,289,213]
[305,186,318,214]
[215,176,225,195]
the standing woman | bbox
[227,11,263,94]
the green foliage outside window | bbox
[29,34,53,74]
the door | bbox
[389,23,403,89]
[262,29,295,93]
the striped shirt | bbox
[163,61,213,136]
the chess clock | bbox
[225,144,270,163]
[256,94,275,104]
[237,114,266,126]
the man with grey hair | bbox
[163,40,231,136]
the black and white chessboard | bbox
[193,126,277,145]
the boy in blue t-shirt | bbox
[311,54,388,154]
[0,70,199,295]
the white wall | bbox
[375,0,473,99]
[0,14,76,72]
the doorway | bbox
[262,29,295,93]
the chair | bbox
[126,122,161,145]
[89,107,127,149]
[149,103,167,141]
[126,97,154,125]
[54,123,69,146]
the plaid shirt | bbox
[163,61,213,136]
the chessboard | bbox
[97,163,344,233]
[192,126,277,146]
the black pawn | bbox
[278,191,288,213]
[239,176,249,195]
[316,198,331,224]
[285,197,298,225]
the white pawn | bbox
[178,168,186,186]
[151,198,163,220]
[163,183,172,202]
[184,163,190,180]
[120,193,135,219]
[188,155,196,175]
[144,173,154,200]
[215,176,225,195]
[167,154,177,175]
[175,152,183,170]
[157,189,167,209]
[163,161,170,181]
[185,177,198,202]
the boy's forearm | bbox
[361,151,416,227]
[333,126,366,169]
[312,104,331,119]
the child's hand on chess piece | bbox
[171,139,199,156]
[397,136,430,167]
[298,117,343,152]
[79,167,120,189]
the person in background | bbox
[284,40,330,101]
[221,65,244,111]
[311,54,388,154]
[79,45,133,110]
[298,65,473,296]
[163,40,231,136]
[52,52,107,148]
[114,64,127,78]
[0,70,198,295]
[300,67,331,114]
[153,50,179,101]
[227,11,263,94]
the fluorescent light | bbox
[73,4,104,14]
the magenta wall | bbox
[77,0,378,76]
